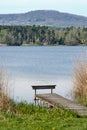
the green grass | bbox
[0,102,87,130]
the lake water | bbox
[0,46,87,102]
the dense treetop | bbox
[0,25,87,46]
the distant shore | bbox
[0,44,7,46]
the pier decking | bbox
[36,93,87,116]
[32,85,87,116]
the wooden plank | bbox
[32,85,56,90]
[36,93,87,116]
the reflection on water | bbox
[0,46,86,102]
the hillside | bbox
[0,10,87,27]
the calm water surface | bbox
[0,46,86,102]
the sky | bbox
[0,0,87,16]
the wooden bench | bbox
[32,85,56,98]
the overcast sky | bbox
[0,0,87,16]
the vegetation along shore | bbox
[0,25,87,46]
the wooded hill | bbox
[0,10,87,27]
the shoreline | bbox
[0,43,86,47]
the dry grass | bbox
[73,59,87,106]
[0,66,14,111]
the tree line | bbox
[0,25,87,46]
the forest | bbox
[0,25,87,46]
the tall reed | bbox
[0,66,14,110]
[73,59,87,106]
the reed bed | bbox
[73,60,87,106]
[0,66,14,111]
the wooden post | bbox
[51,88,53,94]
[35,89,36,97]
[34,89,36,106]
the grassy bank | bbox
[0,102,87,130]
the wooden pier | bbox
[32,85,87,116]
